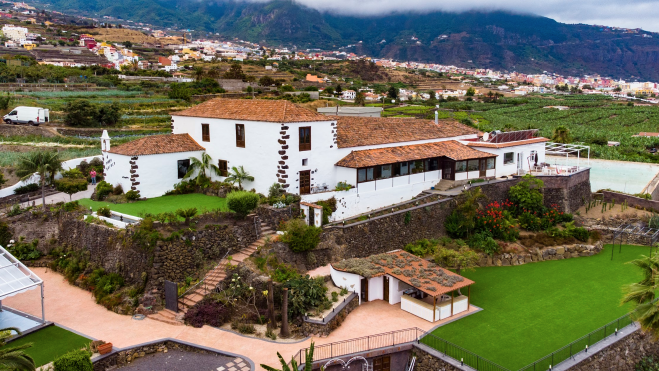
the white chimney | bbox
[101,130,111,152]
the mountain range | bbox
[39,0,659,80]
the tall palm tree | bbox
[15,152,62,210]
[0,327,35,371]
[183,152,222,185]
[261,342,313,371]
[622,253,659,337]
[225,166,254,191]
[552,125,572,144]
[192,66,205,82]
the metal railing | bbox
[517,312,634,371]
[294,327,420,365]
[178,249,231,299]
[418,330,511,371]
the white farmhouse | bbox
[341,90,357,100]
[103,99,549,220]
[2,25,27,42]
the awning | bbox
[0,245,43,301]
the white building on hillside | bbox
[341,90,356,100]
[103,99,549,220]
[2,25,28,42]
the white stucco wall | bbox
[171,114,479,195]
[330,266,362,303]
[368,276,384,302]
[388,275,407,305]
[466,142,546,177]
[104,150,204,199]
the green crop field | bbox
[426,244,647,370]
[385,95,659,163]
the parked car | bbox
[3,106,49,125]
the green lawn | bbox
[7,325,91,367]
[77,193,229,217]
[428,244,648,370]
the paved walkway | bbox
[5,268,474,369]
[20,184,96,208]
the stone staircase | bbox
[147,222,275,325]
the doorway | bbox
[442,160,453,180]
[308,207,315,226]
[299,170,310,195]
[373,355,391,371]
[479,159,487,178]
[361,278,369,302]
[383,276,389,302]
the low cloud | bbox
[256,0,659,32]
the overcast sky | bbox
[280,0,659,32]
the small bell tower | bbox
[101,130,111,152]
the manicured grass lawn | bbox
[8,325,91,367]
[77,193,229,217]
[428,244,648,370]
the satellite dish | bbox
[483,132,490,141]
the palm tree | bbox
[622,253,659,337]
[192,66,205,82]
[15,152,62,210]
[0,327,35,371]
[207,66,221,79]
[261,341,313,371]
[226,166,254,190]
[551,125,572,144]
[183,152,222,185]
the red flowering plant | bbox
[474,200,518,241]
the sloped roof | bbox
[335,116,478,148]
[464,137,549,149]
[172,98,329,123]
[336,140,494,168]
[332,250,474,297]
[108,134,205,156]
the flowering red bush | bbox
[475,201,518,241]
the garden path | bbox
[5,268,450,370]
[21,184,96,208]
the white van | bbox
[3,106,49,126]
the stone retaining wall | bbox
[602,190,659,213]
[301,293,359,337]
[256,204,298,231]
[479,242,603,267]
[566,329,659,371]
[413,344,465,371]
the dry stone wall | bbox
[568,329,659,371]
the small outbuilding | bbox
[330,250,475,322]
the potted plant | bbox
[98,342,113,355]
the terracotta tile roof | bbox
[464,137,550,149]
[172,98,329,123]
[334,116,478,148]
[300,202,323,209]
[108,134,205,156]
[637,132,659,137]
[332,250,474,297]
[336,140,494,168]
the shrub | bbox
[7,239,41,260]
[650,214,659,229]
[474,201,518,241]
[97,206,111,217]
[169,181,196,195]
[183,299,230,328]
[404,239,439,257]
[125,190,140,200]
[54,349,93,371]
[272,264,299,282]
[227,191,260,218]
[636,356,659,371]
[444,211,468,239]
[55,177,88,200]
[570,227,590,242]
[508,175,544,214]
[112,184,124,195]
[335,181,353,191]
[285,275,328,319]
[95,181,113,200]
[518,211,542,231]
[467,232,499,255]
[331,291,339,302]
[0,221,10,247]
[279,218,322,253]
[315,198,337,225]
[238,323,256,334]
[267,182,282,201]
[175,207,198,225]
[13,183,39,195]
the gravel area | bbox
[116,349,238,371]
